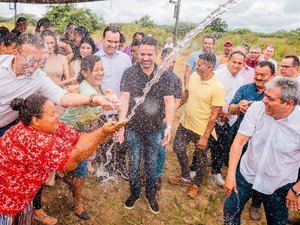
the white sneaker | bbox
[212,173,225,186]
[189,171,196,178]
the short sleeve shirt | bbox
[0,122,80,215]
[181,73,225,138]
[170,71,182,99]
[120,64,175,133]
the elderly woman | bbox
[0,94,126,225]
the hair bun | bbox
[11,98,25,111]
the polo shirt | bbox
[0,55,67,128]
[170,71,182,99]
[239,101,300,194]
[120,64,175,133]
[181,72,225,138]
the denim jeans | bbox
[224,168,294,225]
[156,124,167,178]
[173,124,212,186]
[126,128,163,200]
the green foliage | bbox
[135,15,156,28]
[207,18,228,33]
[45,4,105,34]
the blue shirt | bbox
[230,83,265,125]
[186,50,220,72]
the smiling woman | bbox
[0,93,126,225]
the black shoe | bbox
[144,197,159,214]
[117,167,129,180]
[75,211,90,220]
[124,195,140,209]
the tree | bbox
[135,15,156,28]
[45,4,105,34]
[207,18,228,33]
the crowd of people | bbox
[0,16,299,225]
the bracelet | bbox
[89,94,96,104]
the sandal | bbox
[75,211,90,220]
[34,212,57,225]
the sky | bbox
[0,0,299,33]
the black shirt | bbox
[170,71,182,100]
[11,29,22,37]
[120,64,175,133]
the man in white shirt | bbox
[279,55,300,81]
[210,51,245,187]
[224,76,300,225]
[259,45,277,69]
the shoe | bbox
[250,206,261,221]
[75,211,90,220]
[187,184,199,199]
[117,167,129,180]
[168,175,191,186]
[124,195,140,209]
[212,173,225,187]
[156,177,162,191]
[189,171,196,178]
[144,197,160,214]
[34,212,57,225]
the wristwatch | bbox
[291,187,300,197]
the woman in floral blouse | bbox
[0,94,126,225]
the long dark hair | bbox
[11,94,49,126]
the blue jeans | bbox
[156,124,167,178]
[224,169,293,225]
[126,128,163,200]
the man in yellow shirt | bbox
[169,53,225,198]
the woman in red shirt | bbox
[0,94,126,225]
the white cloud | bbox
[0,0,299,33]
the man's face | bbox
[248,48,261,61]
[102,31,120,56]
[263,87,290,119]
[223,45,233,55]
[202,38,214,53]
[254,66,274,90]
[139,44,157,70]
[280,58,298,78]
[263,46,274,59]
[15,44,42,76]
[227,54,244,76]
[197,59,211,78]
[17,21,27,33]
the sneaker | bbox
[124,195,140,209]
[212,173,225,187]
[168,175,191,186]
[117,167,129,180]
[250,206,261,221]
[187,183,199,199]
[189,171,196,179]
[144,197,160,214]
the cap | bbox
[224,40,233,47]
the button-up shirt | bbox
[215,66,244,126]
[239,101,300,195]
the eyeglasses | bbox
[18,50,41,65]
[249,52,260,55]
[279,65,294,69]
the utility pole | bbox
[169,0,181,46]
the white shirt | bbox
[215,66,244,126]
[239,101,300,195]
[0,55,67,127]
[259,55,278,69]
